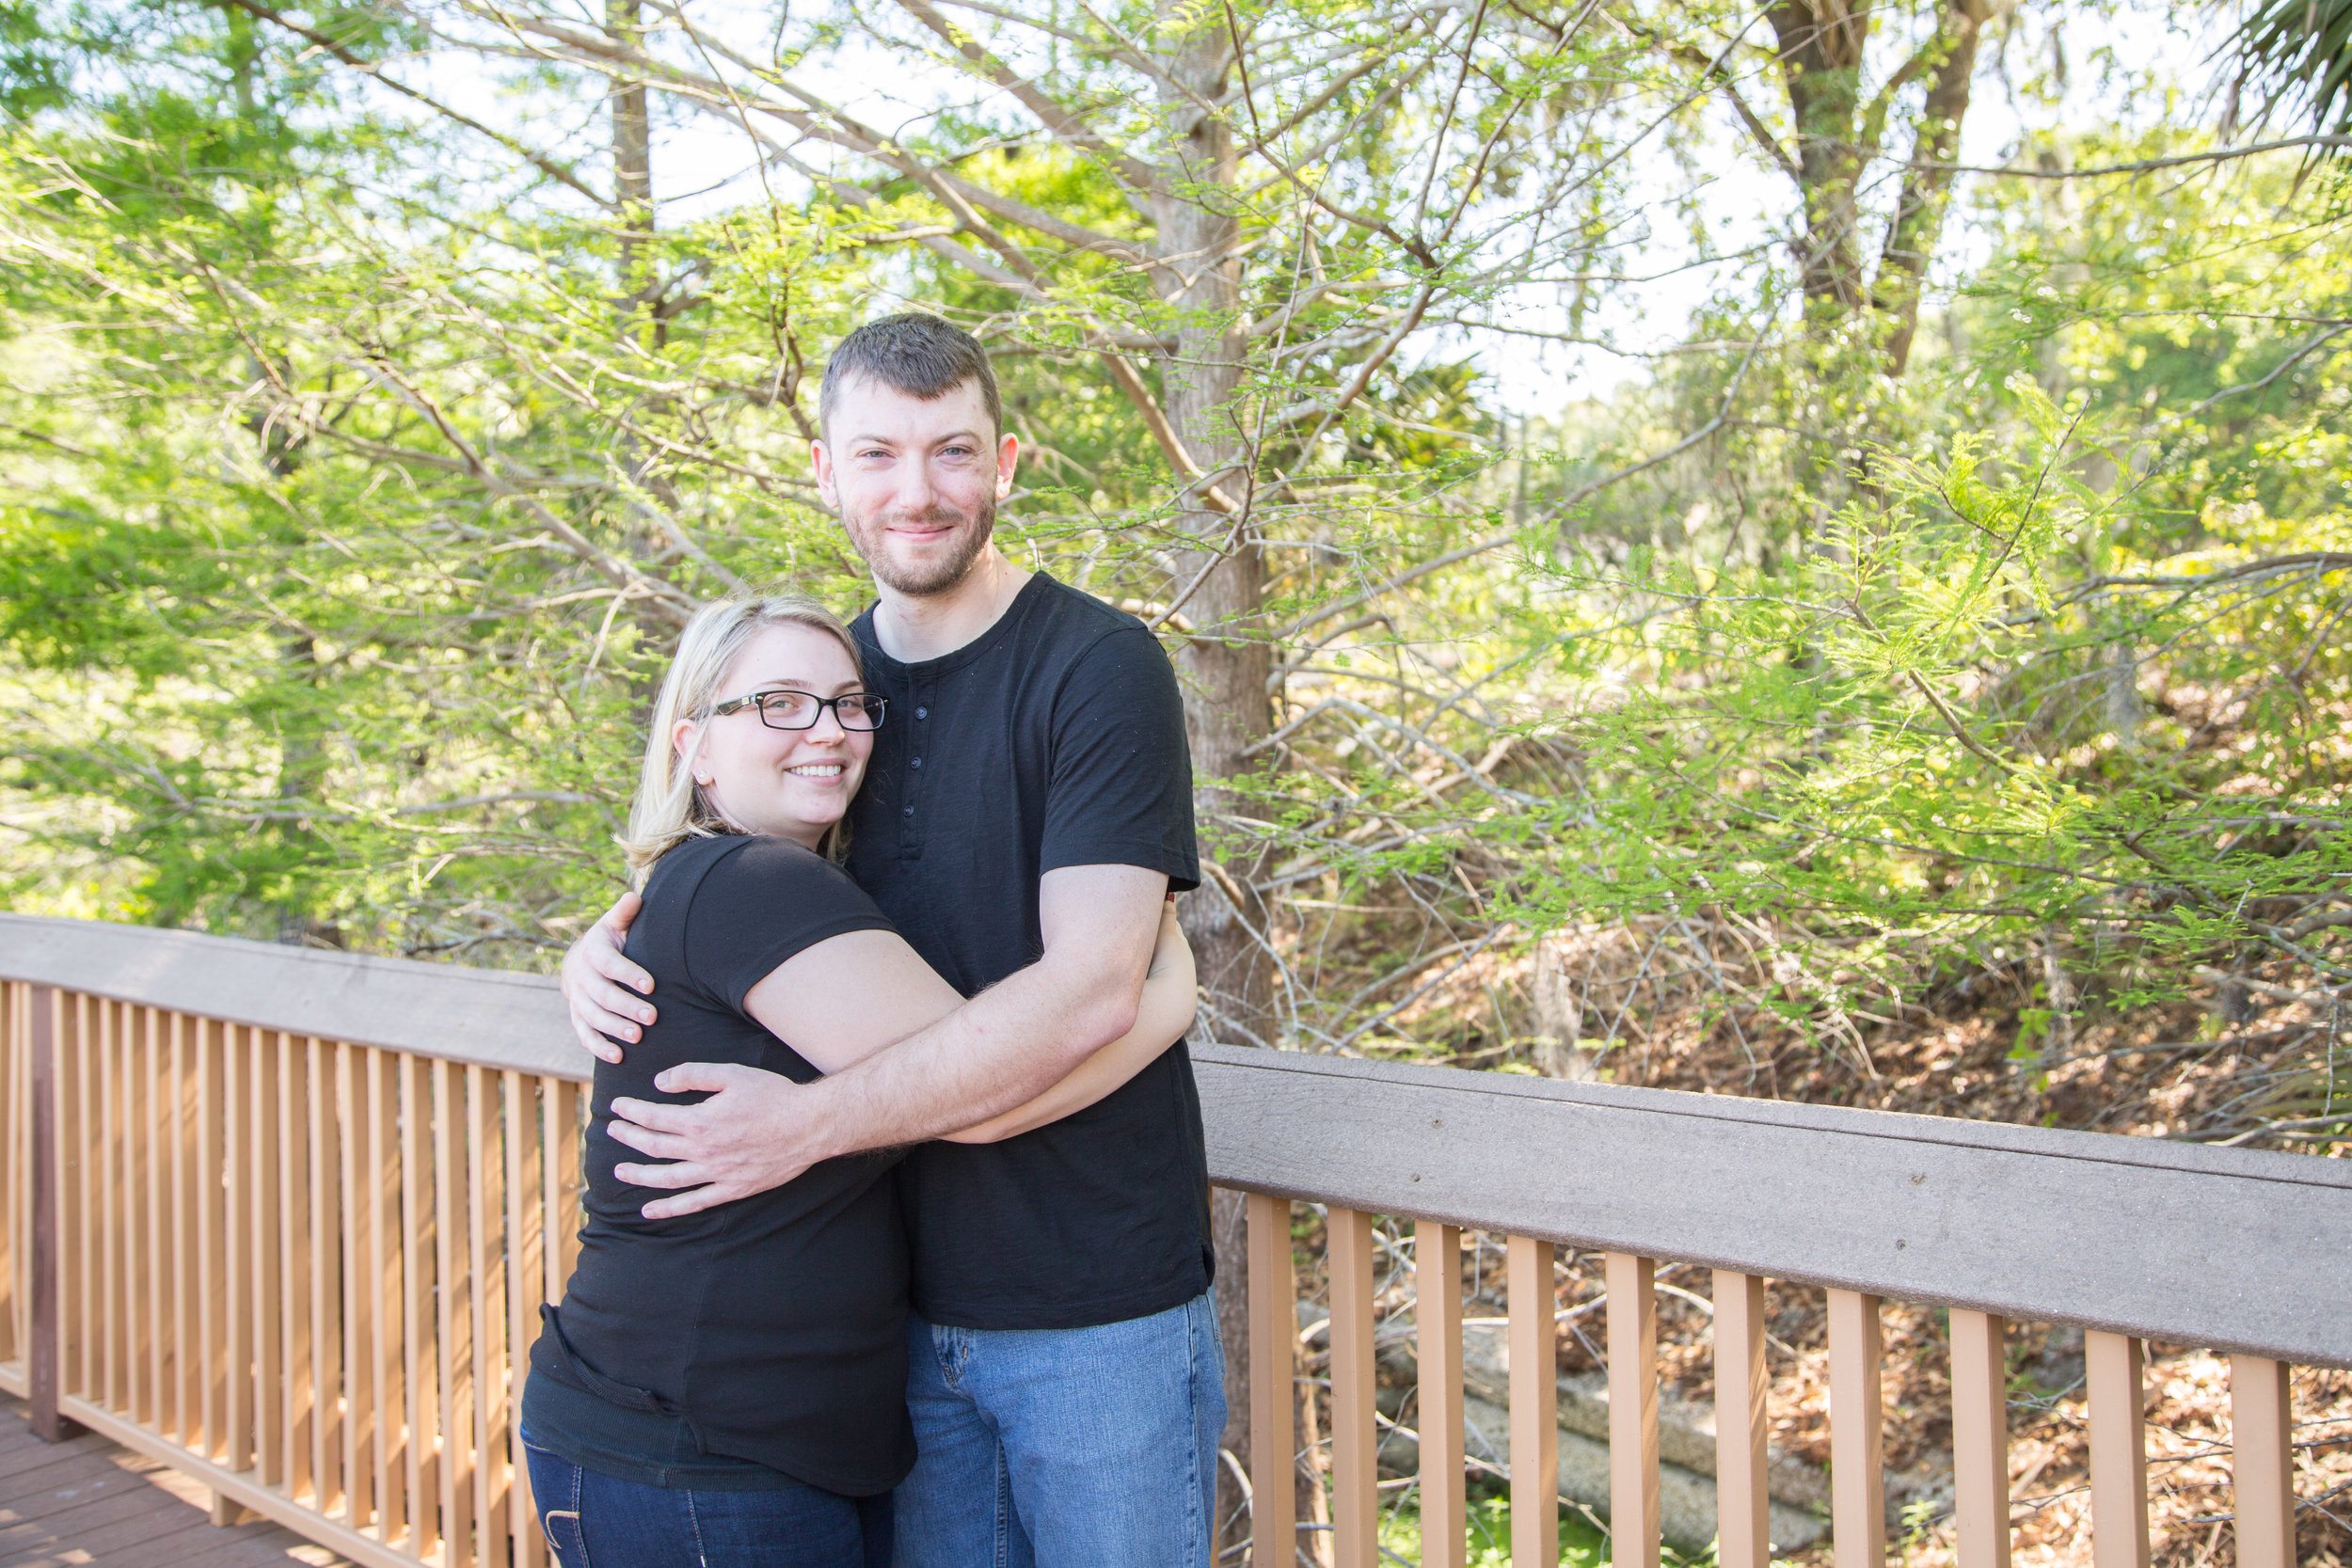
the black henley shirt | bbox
[847,571,1211,1331]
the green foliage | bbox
[2228,0,2352,141]
[1,0,2347,1139]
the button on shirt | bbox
[848,573,1207,1331]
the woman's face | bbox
[676,622,874,847]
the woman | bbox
[519,594,1195,1568]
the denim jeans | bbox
[893,1291,1226,1568]
[523,1437,894,1568]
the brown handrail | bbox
[0,913,2341,1568]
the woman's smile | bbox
[675,621,877,847]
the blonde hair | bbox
[621,594,867,880]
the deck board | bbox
[0,1400,353,1568]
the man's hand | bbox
[608,1062,824,1219]
[562,892,656,1065]
[603,863,1166,1213]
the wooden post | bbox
[2229,1354,2296,1568]
[28,985,82,1442]
[1827,1291,1885,1568]
[1415,1221,1466,1568]
[1711,1271,1770,1568]
[1949,1310,2011,1568]
[2086,1332,2151,1568]
[1506,1236,1557,1568]
[1327,1207,1376,1568]
[1605,1252,1660,1568]
[1246,1191,1295,1568]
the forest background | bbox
[3,0,2350,1560]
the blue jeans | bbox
[524,1439,894,1568]
[893,1291,1226,1568]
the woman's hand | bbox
[1146,896,1183,977]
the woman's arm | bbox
[940,900,1195,1144]
[740,929,962,1076]
[737,902,1194,1139]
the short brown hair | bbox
[819,313,1002,438]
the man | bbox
[561,312,1223,1567]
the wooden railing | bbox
[1,911,2345,1568]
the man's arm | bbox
[943,898,1193,1145]
[604,863,1167,1219]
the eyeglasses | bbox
[709,690,888,731]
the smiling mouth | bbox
[787,764,846,779]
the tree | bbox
[2227,0,2352,144]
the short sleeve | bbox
[680,838,900,1012]
[1039,626,1200,891]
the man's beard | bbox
[843,496,995,597]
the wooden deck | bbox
[0,1399,351,1568]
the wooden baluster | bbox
[1247,1191,1295,1568]
[279,1031,313,1503]
[403,1053,437,1560]
[2229,1354,2295,1568]
[1507,1235,1557,1568]
[542,1081,571,1307]
[138,1006,162,1429]
[437,1058,475,1568]
[1827,1291,1885,1568]
[1949,1310,2010,1568]
[469,1063,511,1568]
[253,1028,284,1486]
[100,998,120,1414]
[225,1025,254,1474]
[170,1011,197,1448]
[1607,1253,1660,1568]
[2085,1332,2151,1568]
[28,984,77,1442]
[309,1036,341,1514]
[116,1001,135,1418]
[506,1071,546,1568]
[2,982,18,1373]
[1415,1221,1465,1568]
[196,1018,224,1465]
[1711,1272,1769,1568]
[1327,1206,1376,1568]
[337,1044,371,1531]
[553,1080,583,1290]
[151,1007,174,1435]
[70,994,93,1405]
[369,1048,407,1549]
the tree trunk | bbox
[608,0,652,307]
[1768,0,1872,320]
[1871,0,1994,375]
[1152,29,1278,1561]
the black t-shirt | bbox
[529,833,914,1496]
[848,571,1211,1331]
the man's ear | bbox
[812,436,838,509]
[994,430,1019,501]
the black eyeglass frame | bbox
[708,690,888,731]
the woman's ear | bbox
[671,716,710,785]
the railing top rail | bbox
[1195,1045,2352,1368]
[7,913,2345,1365]
[0,911,586,1082]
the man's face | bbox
[813,374,1019,597]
